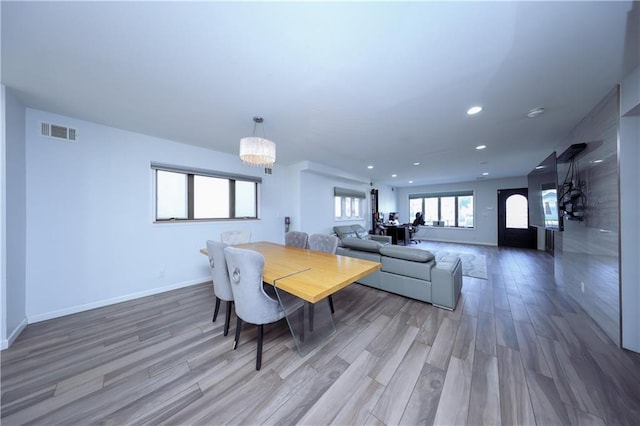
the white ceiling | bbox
[1,1,634,186]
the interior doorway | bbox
[497,188,537,249]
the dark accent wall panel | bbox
[554,87,620,345]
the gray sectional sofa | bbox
[334,225,463,310]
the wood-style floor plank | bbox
[537,335,601,416]
[425,316,458,371]
[432,356,472,425]
[370,340,429,425]
[467,349,502,425]
[2,242,639,425]
[475,310,497,356]
[298,350,379,424]
[497,345,536,425]
[513,320,552,378]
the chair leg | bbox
[328,295,335,314]
[256,324,264,371]
[233,317,243,350]
[212,297,221,322]
[224,301,232,336]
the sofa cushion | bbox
[351,224,370,239]
[334,226,358,240]
[379,246,435,262]
[381,256,434,281]
[341,237,383,253]
[337,246,382,263]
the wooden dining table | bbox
[200,241,381,303]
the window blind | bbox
[334,187,366,199]
[151,162,262,183]
[409,190,474,199]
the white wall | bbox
[396,176,527,246]
[376,184,398,219]
[2,87,28,349]
[293,161,374,235]
[24,108,291,322]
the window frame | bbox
[152,163,261,222]
[334,187,366,221]
[409,190,475,229]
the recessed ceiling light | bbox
[391,174,397,178]
[527,107,545,118]
[467,106,483,115]
[413,162,420,166]
[535,165,546,169]
[367,165,374,169]
[476,145,487,150]
[592,159,603,163]
[408,180,413,184]
[482,172,489,176]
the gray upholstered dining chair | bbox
[206,240,234,336]
[284,231,309,248]
[308,233,340,314]
[220,230,251,245]
[223,246,304,370]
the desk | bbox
[200,241,380,354]
[384,225,410,245]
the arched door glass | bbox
[506,194,528,229]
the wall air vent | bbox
[264,167,273,175]
[40,122,77,141]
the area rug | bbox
[433,251,488,280]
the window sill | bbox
[153,218,260,224]
[423,225,475,230]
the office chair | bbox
[410,212,425,244]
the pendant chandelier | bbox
[239,116,276,167]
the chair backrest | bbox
[412,212,425,227]
[206,240,233,301]
[220,230,251,245]
[284,231,309,248]
[223,247,282,325]
[308,234,339,254]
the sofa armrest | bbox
[370,235,392,244]
[431,255,463,310]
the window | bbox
[153,163,260,221]
[409,190,475,228]
[334,187,365,220]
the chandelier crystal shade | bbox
[239,117,276,167]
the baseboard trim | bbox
[27,277,210,324]
[1,317,28,350]
[418,238,497,247]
